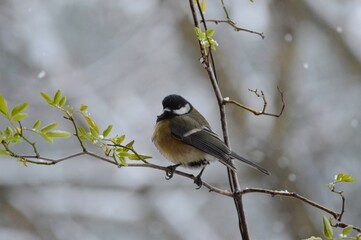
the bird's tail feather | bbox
[231,152,270,175]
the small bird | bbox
[152,94,269,186]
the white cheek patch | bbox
[173,103,191,115]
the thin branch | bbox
[223,87,285,117]
[6,131,356,229]
[239,188,340,219]
[220,0,230,19]
[17,121,40,157]
[106,143,149,164]
[208,0,265,39]
[196,0,219,83]
[64,114,86,152]
[203,19,265,39]
[328,185,347,222]
[191,0,249,238]
[2,144,232,197]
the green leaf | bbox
[80,104,88,112]
[40,133,54,143]
[59,96,67,107]
[114,135,125,145]
[17,157,28,167]
[116,151,131,158]
[40,92,53,105]
[11,133,22,144]
[104,147,111,156]
[0,95,9,118]
[11,113,28,122]
[123,140,135,152]
[78,127,92,141]
[11,102,29,117]
[336,173,344,182]
[53,90,62,105]
[5,126,13,138]
[32,120,41,129]
[40,122,58,133]
[84,115,99,133]
[336,173,356,183]
[342,225,353,236]
[89,127,98,138]
[200,0,206,13]
[46,130,71,138]
[194,27,202,36]
[126,140,134,148]
[78,126,87,136]
[206,29,215,37]
[0,149,10,156]
[342,174,356,183]
[323,216,333,239]
[118,156,128,166]
[128,154,152,160]
[102,125,113,138]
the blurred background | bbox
[1,0,361,239]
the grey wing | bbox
[170,122,236,170]
[171,117,270,175]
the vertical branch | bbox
[189,1,250,239]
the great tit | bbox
[152,94,269,184]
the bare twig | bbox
[223,87,285,117]
[204,0,265,39]
[239,188,340,219]
[203,19,265,39]
[220,0,230,19]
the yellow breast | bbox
[152,120,206,165]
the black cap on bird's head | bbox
[157,94,193,122]
[162,94,190,110]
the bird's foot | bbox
[194,167,206,189]
[194,175,203,189]
[165,164,180,180]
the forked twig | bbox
[203,19,265,39]
[223,87,285,117]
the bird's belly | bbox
[152,121,206,165]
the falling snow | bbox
[288,173,297,182]
[37,70,46,79]
[284,33,293,43]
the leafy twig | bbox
[17,121,40,157]
[332,223,361,234]
[64,115,86,152]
